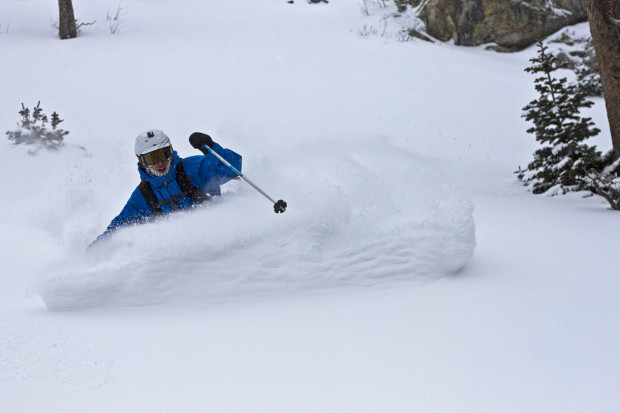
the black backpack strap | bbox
[138,159,209,217]
[176,159,209,204]
[138,180,164,216]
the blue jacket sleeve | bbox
[198,142,242,188]
[93,187,152,243]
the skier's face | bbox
[151,158,171,174]
[142,146,173,177]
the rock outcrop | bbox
[417,0,587,51]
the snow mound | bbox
[36,139,475,310]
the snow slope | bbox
[1,1,619,412]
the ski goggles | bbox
[142,146,172,165]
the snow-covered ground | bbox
[1,1,619,411]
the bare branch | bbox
[583,168,620,210]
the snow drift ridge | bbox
[35,140,475,310]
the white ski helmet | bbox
[134,129,173,177]
[134,129,171,156]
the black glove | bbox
[189,132,214,153]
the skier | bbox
[90,129,242,246]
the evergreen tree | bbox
[6,102,69,150]
[518,40,602,195]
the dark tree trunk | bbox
[58,0,77,39]
[585,0,620,158]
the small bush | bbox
[107,2,125,35]
[6,102,69,149]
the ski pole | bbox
[202,144,287,213]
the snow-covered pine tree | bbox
[6,102,69,150]
[574,38,602,97]
[518,40,602,195]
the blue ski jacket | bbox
[95,142,241,242]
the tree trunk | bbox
[585,0,620,158]
[58,0,77,39]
